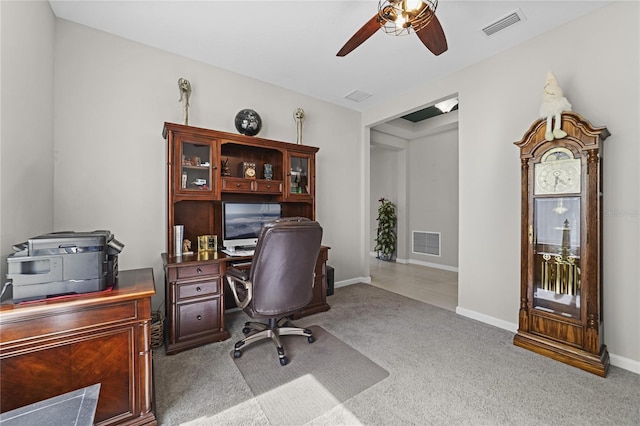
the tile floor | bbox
[369,258,458,311]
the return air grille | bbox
[482,9,525,36]
[344,90,372,103]
[413,231,441,256]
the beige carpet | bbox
[153,283,639,425]
[231,325,389,425]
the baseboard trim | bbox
[369,252,459,272]
[335,277,371,288]
[406,258,458,272]
[609,354,640,374]
[456,306,639,375]
[455,306,518,333]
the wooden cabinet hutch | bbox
[162,123,329,355]
[513,112,610,376]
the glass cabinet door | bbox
[287,154,312,197]
[533,197,581,319]
[176,138,217,197]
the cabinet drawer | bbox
[176,298,222,341]
[222,177,253,192]
[254,180,282,194]
[176,263,219,280]
[177,279,220,301]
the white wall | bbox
[370,131,409,260]
[1,3,367,308]
[0,1,55,289]
[363,2,639,369]
[370,124,459,268]
[370,144,399,253]
[408,127,458,268]
[51,19,365,308]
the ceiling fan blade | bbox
[415,14,448,56]
[337,14,382,57]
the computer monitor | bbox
[222,202,281,250]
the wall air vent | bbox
[413,231,441,256]
[482,9,525,36]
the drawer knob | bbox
[196,268,202,274]
[236,183,242,188]
[196,286,202,292]
[197,315,202,321]
[266,185,271,188]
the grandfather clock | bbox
[513,112,610,377]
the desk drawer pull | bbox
[197,268,202,274]
[236,183,242,188]
[196,286,202,292]
[197,315,202,321]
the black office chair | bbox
[225,217,323,366]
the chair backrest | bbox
[248,217,323,317]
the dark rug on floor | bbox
[231,325,389,425]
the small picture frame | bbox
[197,235,217,252]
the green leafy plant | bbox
[374,198,397,261]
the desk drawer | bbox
[176,263,220,280]
[176,298,222,341]
[254,180,282,194]
[222,178,253,193]
[177,279,220,301]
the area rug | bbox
[231,325,389,425]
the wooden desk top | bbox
[162,251,242,266]
[0,268,156,317]
[162,246,330,267]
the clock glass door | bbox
[533,197,581,319]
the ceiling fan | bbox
[337,0,448,57]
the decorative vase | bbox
[378,252,392,261]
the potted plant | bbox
[374,198,397,261]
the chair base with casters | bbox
[233,317,315,366]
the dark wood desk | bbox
[0,268,157,426]
[162,246,330,355]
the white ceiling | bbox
[49,1,609,115]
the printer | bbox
[6,230,124,302]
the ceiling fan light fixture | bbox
[405,0,423,12]
[379,0,437,35]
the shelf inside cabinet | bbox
[220,142,283,181]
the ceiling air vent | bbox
[413,231,441,256]
[482,9,525,36]
[345,90,372,103]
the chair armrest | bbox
[226,267,250,281]
[225,269,252,310]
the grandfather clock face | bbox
[534,147,581,195]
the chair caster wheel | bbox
[233,350,242,359]
[242,327,251,335]
[279,356,288,366]
[307,336,315,344]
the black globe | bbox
[234,109,262,136]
